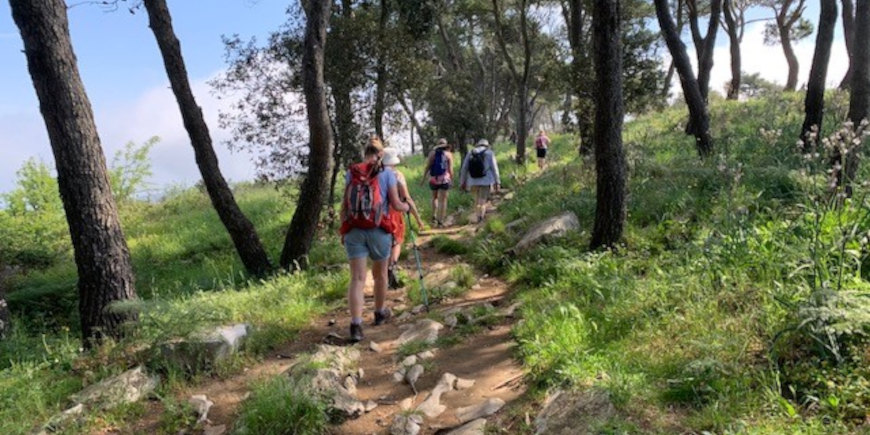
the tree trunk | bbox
[849,0,870,126]
[840,0,856,89]
[842,0,870,192]
[143,0,272,276]
[779,20,800,92]
[280,0,334,270]
[654,0,713,157]
[373,0,390,139]
[0,270,10,339]
[516,85,529,163]
[696,0,721,100]
[565,0,594,155]
[590,0,627,250]
[723,0,742,100]
[10,0,137,345]
[800,0,838,150]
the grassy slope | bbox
[0,138,529,434]
[469,92,869,433]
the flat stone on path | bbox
[510,212,580,255]
[415,373,456,418]
[390,413,423,435]
[285,345,366,419]
[396,319,444,345]
[188,394,213,424]
[158,324,251,373]
[455,398,505,424]
[446,418,487,435]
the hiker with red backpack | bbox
[421,138,454,227]
[340,138,410,342]
[460,138,501,223]
[382,148,424,289]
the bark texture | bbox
[687,0,722,100]
[654,0,713,157]
[590,0,627,250]
[800,0,838,149]
[840,0,856,89]
[850,0,870,126]
[10,0,137,344]
[144,0,272,276]
[723,0,742,100]
[280,0,335,270]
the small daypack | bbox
[340,162,390,235]
[430,148,448,177]
[468,150,487,179]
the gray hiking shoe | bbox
[349,323,364,343]
[374,308,392,326]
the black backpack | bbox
[468,150,487,179]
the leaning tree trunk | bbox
[280,0,334,270]
[143,0,272,276]
[779,22,800,92]
[654,0,713,157]
[800,0,838,150]
[590,0,626,249]
[840,0,856,89]
[842,0,870,192]
[516,85,529,163]
[723,0,742,100]
[696,0,722,101]
[10,0,137,345]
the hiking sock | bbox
[351,317,363,326]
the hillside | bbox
[2,92,870,433]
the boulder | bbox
[158,324,250,373]
[533,389,614,435]
[396,319,444,346]
[454,398,505,424]
[510,212,580,255]
[446,418,487,435]
[285,345,366,419]
[70,366,159,411]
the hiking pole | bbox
[407,211,429,312]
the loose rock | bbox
[455,377,475,390]
[365,400,379,412]
[510,212,580,255]
[444,314,458,329]
[446,418,487,435]
[396,319,444,345]
[188,394,213,424]
[285,345,365,419]
[455,398,505,424]
[415,373,457,418]
[401,355,418,367]
[369,341,383,353]
[405,364,425,389]
[71,366,159,411]
[533,389,614,435]
[390,413,423,435]
[411,304,426,315]
[158,324,250,373]
[417,350,436,360]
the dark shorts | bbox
[536,148,548,159]
[430,182,451,191]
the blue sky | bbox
[0,0,291,194]
[0,1,849,195]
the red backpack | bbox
[340,162,394,235]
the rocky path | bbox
[126,194,528,435]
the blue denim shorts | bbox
[344,228,392,261]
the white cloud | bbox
[0,73,257,195]
[699,23,849,95]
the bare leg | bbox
[348,257,368,320]
[430,190,438,222]
[372,259,389,312]
[437,190,448,223]
[390,241,401,266]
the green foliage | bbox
[467,95,870,431]
[233,375,329,435]
[109,136,158,202]
[432,235,469,255]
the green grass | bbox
[233,375,329,435]
[464,92,870,432]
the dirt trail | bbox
[130,194,526,434]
